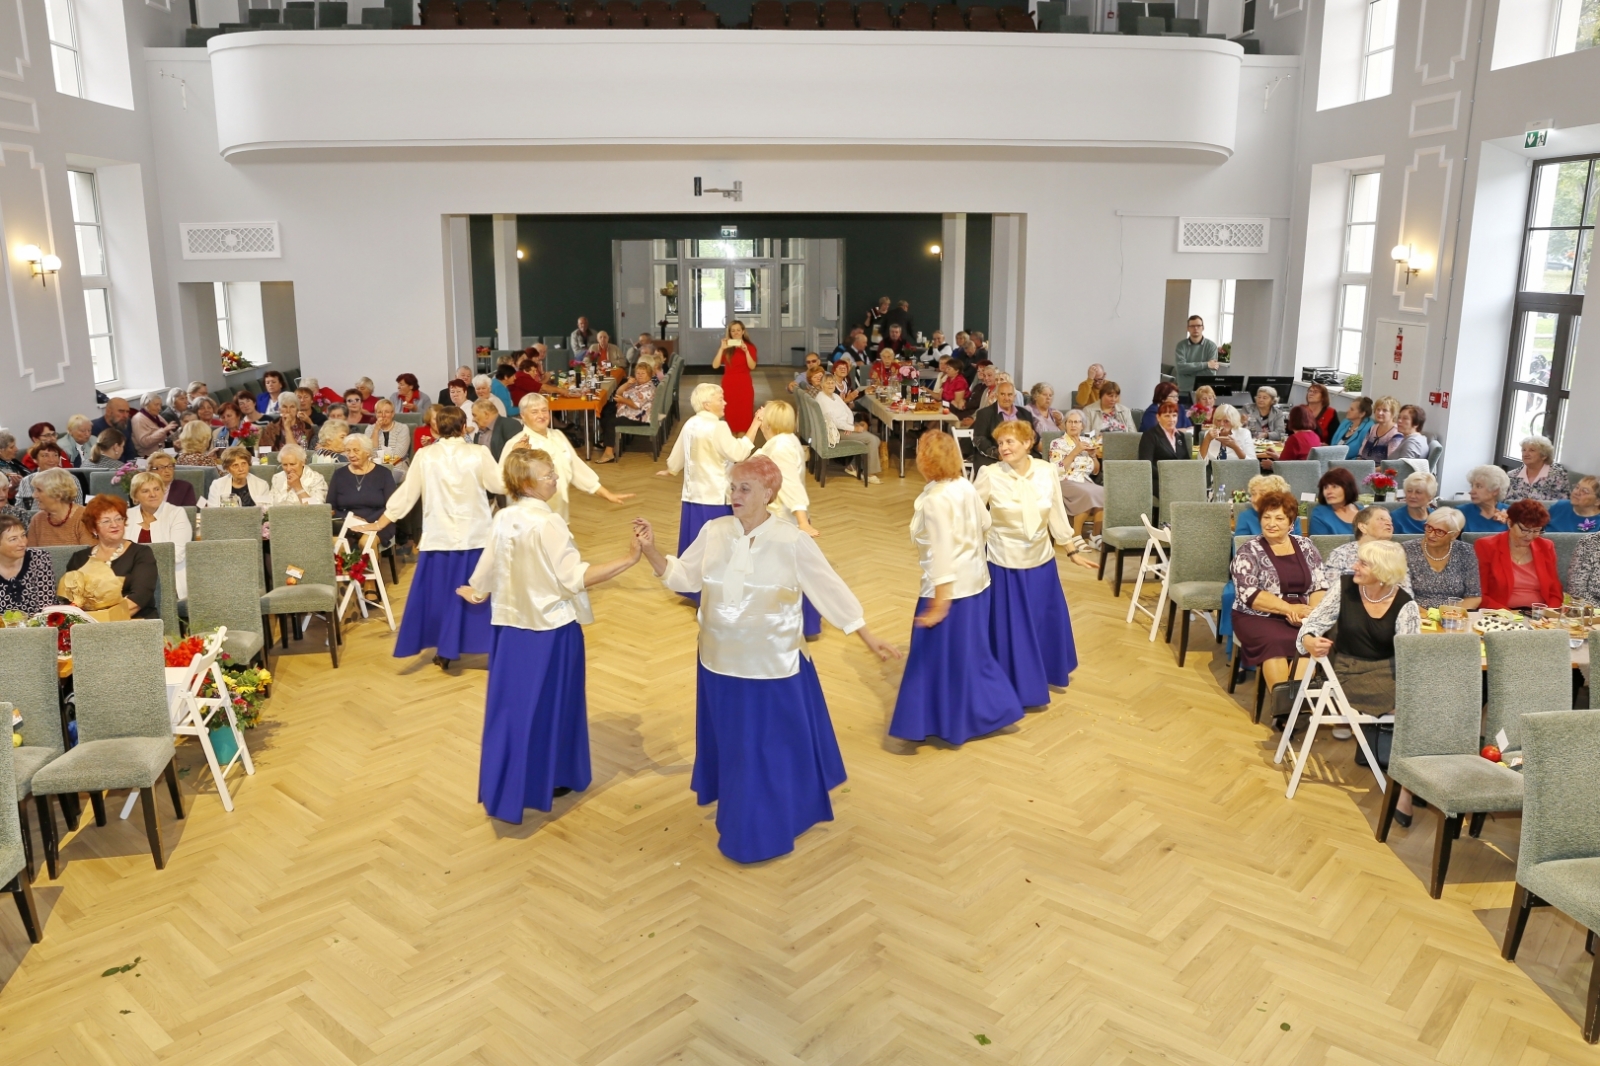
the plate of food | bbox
[1473,610,1531,634]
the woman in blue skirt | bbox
[658,383,763,605]
[636,454,899,863]
[890,431,1026,745]
[757,400,823,640]
[355,405,503,670]
[456,448,641,823]
[973,420,1095,709]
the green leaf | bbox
[119,1010,132,1015]
[1280,1023,1291,1031]
[648,932,655,938]
[974,1035,991,1046]
[101,967,121,977]
[119,965,133,973]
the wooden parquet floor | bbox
[3,376,1599,1064]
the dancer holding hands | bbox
[658,383,762,604]
[757,399,823,640]
[635,455,899,864]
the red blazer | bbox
[1310,405,1337,443]
[1474,532,1562,610]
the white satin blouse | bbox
[661,515,864,679]
[667,411,753,505]
[910,477,991,600]
[467,496,592,631]
[758,433,811,523]
[973,458,1074,570]
[382,437,505,552]
[498,424,600,522]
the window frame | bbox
[44,0,83,98]
[1334,169,1381,376]
[1359,0,1397,102]
[67,168,117,385]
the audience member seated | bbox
[469,401,501,448]
[90,396,132,437]
[412,407,440,453]
[1235,474,1291,536]
[1323,507,1408,589]
[259,369,290,416]
[1139,382,1192,431]
[471,375,508,419]
[1545,475,1600,533]
[25,470,92,547]
[210,401,253,452]
[569,315,594,355]
[834,329,870,367]
[1565,526,1600,603]
[86,428,127,470]
[1403,507,1481,609]
[1391,404,1429,459]
[877,323,910,355]
[130,392,178,457]
[1188,384,1216,428]
[366,399,412,476]
[923,330,952,364]
[22,422,59,469]
[1475,499,1560,610]
[353,376,378,413]
[15,443,78,511]
[965,363,1000,415]
[935,356,970,411]
[1230,490,1330,692]
[1310,467,1360,534]
[330,434,397,546]
[829,359,867,413]
[1297,539,1419,781]
[1084,380,1135,435]
[1505,434,1570,503]
[316,420,352,463]
[868,346,904,388]
[206,446,271,509]
[63,494,158,620]
[342,390,373,426]
[789,351,825,394]
[972,379,1032,468]
[1200,403,1256,461]
[127,471,192,598]
[1359,396,1402,460]
[146,452,198,507]
[1275,405,1324,462]
[391,372,432,415]
[1391,471,1437,533]
[174,421,217,466]
[235,392,262,427]
[1462,464,1510,532]
[488,367,517,414]
[1244,387,1286,441]
[0,513,55,614]
[259,395,314,451]
[436,365,474,406]
[806,366,882,483]
[269,445,329,505]
[1137,400,1186,475]
[295,386,328,428]
[61,414,94,466]
[511,354,542,403]
[1022,382,1066,437]
[1050,409,1103,540]
[1303,382,1337,443]
[597,361,658,464]
[0,432,25,507]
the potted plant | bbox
[1216,342,1231,364]
[1343,372,1363,392]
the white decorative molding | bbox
[1409,92,1461,137]
[1177,217,1270,253]
[1393,145,1454,314]
[1271,0,1304,17]
[179,221,281,259]
[0,0,30,83]
[0,143,70,389]
[1415,0,1472,85]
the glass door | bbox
[689,264,772,359]
[1500,303,1581,462]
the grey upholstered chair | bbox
[1163,502,1232,666]
[1485,630,1571,761]
[28,620,184,870]
[1327,459,1375,485]
[1272,460,1322,503]
[1098,460,1152,596]
[0,717,42,943]
[88,470,129,500]
[194,504,264,544]
[1100,432,1142,462]
[1156,459,1206,512]
[1550,533,1582,587]
[1501,708,1600,1043]
[1309,534,1351,560]
[149,540,180,640]
[1208,459,1258,501]
[170,467,209,500]
[1379,633,1525,898]
[43,544,83,583]
[1309,445,1345,467]
[263,504,342,668]
[0,628,67,880]
[186,538,268,668]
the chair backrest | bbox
[1308,534,1350,559]
[266,504,337,587]
[1549,532,1582,586]
[1209,459,1257,500]
[1484,629,1571,754]
[1060,12,1088,30]
[0,712,21,878]
[1169,15,1198,33]
[318,0,349,24]
[1135,14,1164,32]
[1101,432,1142,461]
[186,539,266,639]
[72,619,171,743]
[196,505,263,542]
[1328,459,1375,485]
[1428,437,1444,472]
[89,469,129,501]
[171,467,209,499]
[1156,459,1206,506]
[148,540,180,639]
[1115,0,1141,28]
[43,544,83,583]
[1166,502,1232,584]
[1387,457,1430,481]
[0,627,65,754]
[1272,460,1322,503]
[1102,460,1152,530]
[394,411,425,427]
[1519,709,1600,875]
[309,463,338,485]
[1391,633,1482,760]
[1309,445,1345,467]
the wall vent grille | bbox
[179,222,281,260]
[1177,217,1269,253]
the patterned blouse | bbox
[0,547,56,615]
[1230,535,1330,618]
[1566,534,1600,605]
[615,379,656,421]
[1402,538,1482,608]
[1048,436,1097,483]
[1324,540,1413,592]
[1505,462,1570,504]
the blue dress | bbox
[1462,506,1508,533]
[1545,500,1600,533]
[1140,403,1193,431]
[1309,504,1354,535]
[1235,507,1262,536]
[1391,507,1431,534]
[1331,417,1372,459]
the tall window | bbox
[43,0,82,98]
[1498,154,1597,462]
[1218,279,1236,345]
[1554,0,1600,55]
[1336,171,1380,374]
[1360,0,1397,101]
[68,170,116,383]
[214,282,233,350]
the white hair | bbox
[1520,435,1555,462]
[472,374,492,391]
[518,392,549,417]
[141,391,165,408]
[1468,464,1510,499]
[1212,403,1242,430]
[278,443,308,465]
[1255,386,1279,402]
[1426,506,1466,534]
[1358,539,1409,587]
[1403,471,1438,497]
[690,383,724,413]
[343,433,373,458]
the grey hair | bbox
[1403,471,1438,497]
[1357,539,1409,587]
[1467,464,1510,499]
[1255,386,1279,402]
[690,383,724,413]
[356,377,374,391]
[317,419,349,446]
[1212,403,1243,430]
[277,394,300,411]
[518,392,550,416]
[1426,506,1466,534]
[0,431,13,450]
[472,374,492,391]
[31,468,78,503]
[278,443,308,465]
[165,387,186,406]
[343,433,373,458]
[187,380,208,395]
[1520,435,1555,462]
[141,391,165,409]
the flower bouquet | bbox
[110,460,141,487]
[334,543,369,585]
[221,349,256,374]
[1365,468,1399,500]
[164,632,271,731]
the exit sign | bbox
[720,225,738,238]
[1526,130,1548,148]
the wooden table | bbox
[1422,611,1591,667]
[862,395,958,478]
[545,378,617,459]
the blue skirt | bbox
[678,501,733,606]
[393,548,493,660]
[889,590,1025,744]
[803,596,821,638]
[987,560,1077,707]
[693,657,846,863]
[479,622,590,822]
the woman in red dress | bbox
[713,320,757,434]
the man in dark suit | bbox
[437,365,473,405]
[970,379,1038,468]
[488,413,526,461]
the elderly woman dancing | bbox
[500,393,633,522]
[890,431,1026,745]
[457,449,641,823]
[658,383,763,604]
[757,400,823,639]
[635,455,899,863]
[356,406,505,670]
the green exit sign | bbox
[1526,129,1549,148]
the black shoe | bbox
[553,787,572,798]
[1355,747,1369,767]
[1393,810,1413,829]
[1413,797,1428,809]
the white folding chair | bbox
[335,513,395,630]
[951,427,976,480]
[1124,514,1171,641]
[1272,653,1392,798]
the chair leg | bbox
[1430,812,1462,899]
[1586,946,1600,1043]
[59,791,80,832]
[1253,669,1266,724]
[1114,551,1127,597]
[1098,545,1109,581]
[89,790,107,827]
[1469,811,1487,838]
[1228,646,1243,693]
[1375,778,1402,842]
[328,611,341,668]
[17,801,32,882]
[164,760,185,820]
[35,795,58,880]
[140,787,165,870]
[1177,609,1191,667]
[1502,883,1540,960]
[1164,600,1176,644]
[5,872,41,943]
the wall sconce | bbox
[19,245,60,286]
[516,248,525,260]
[928,243,943,261]
[1391,243,1427,285]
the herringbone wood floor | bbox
[3,378,1599,1064]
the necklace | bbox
[45,505,73,527]
[1361,584,1395,604]
[1423,542,1450,562]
